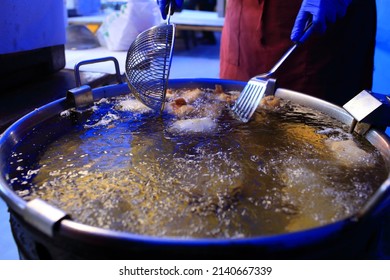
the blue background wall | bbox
[373,0,390,135]
[373,0,390,94]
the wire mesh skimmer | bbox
[125,4,175,113]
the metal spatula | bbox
[124,4,175,113]
[232,23,313,122]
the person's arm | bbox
[157,0,183,19]
[291,0,353,43]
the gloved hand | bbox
[291,0,353,43]
[157,0,183,20]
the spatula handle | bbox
[264,22,313,78]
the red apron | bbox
[220,0,376,106]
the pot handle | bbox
[343,90,390,131]
[74,56,123,87]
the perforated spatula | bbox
[232,23,313,122]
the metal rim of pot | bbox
[1,57,390,258]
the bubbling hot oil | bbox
[8,93,387,238]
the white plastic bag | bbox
[97,0,162,51]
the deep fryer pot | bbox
[1,58,390,259]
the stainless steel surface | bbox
[231,44,297,122]
[365,129,390,163]
[0,40,222,258]
[0,79,389,259]
[343,90,390,129]
[275,88,355,126]
[343,90,382,122]
[1,35,219,259]
[74,57,123,87]
[0,69,119,259]
[68,57,133,109]
[23,199,69,237]
[231,76,274,122]
[276,88,390,222]
[124,3,175,112]
[66,85,94,110]
[0,16,388,257]
[1,80,389,226]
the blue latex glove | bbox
[157,0,183,20]
[291,0,353,43]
